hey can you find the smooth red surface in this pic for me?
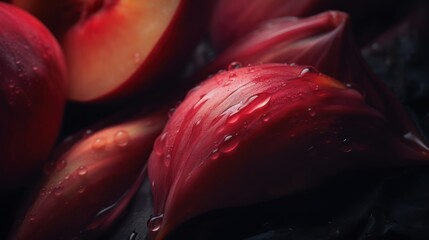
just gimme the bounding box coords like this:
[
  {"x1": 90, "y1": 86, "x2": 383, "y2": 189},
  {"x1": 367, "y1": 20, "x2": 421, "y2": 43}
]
[{"x1": 0, "y1": 3, "x2": 67, "y2": 188}]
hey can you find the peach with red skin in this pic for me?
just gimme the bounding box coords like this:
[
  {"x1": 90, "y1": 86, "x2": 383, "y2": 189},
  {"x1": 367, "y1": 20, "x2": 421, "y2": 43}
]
[
  {"x1": 13, "y1": 0, "x2": 215, "y2": 103},
  {"x1": 0, "y1": 2, "x2": 67, "y2": 189}
]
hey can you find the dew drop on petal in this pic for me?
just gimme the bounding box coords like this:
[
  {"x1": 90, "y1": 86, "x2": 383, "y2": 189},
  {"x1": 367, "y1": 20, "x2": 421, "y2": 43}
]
[
  {"x1": 221, "y1": 135, "x2": 239, "y2": 153},
  {"x1": 228, "y1": 61, "x2": 242, "y2": 70},
  {"x1": 209, "y1": 148, "x2": 220, "y2": 160},
  {"x1": 114, "y1": 130, "x2": 129, "y2": 147},
  {"x1": 261, "y1": 113, "x2": 270, "y2": 122},
  {"x1": 77, "y1": 166, "x2": 88, "y2": 176},
  {"x1": 92, "y1": 137, "x2": 106, "y2": 150},
  {"x1": 308, "y1": 107, "x2": 316, "y2": 117},
  {"x1": 147, "y1": 214, "x2": 164, "y2": 232},
  {"x1": 56, "y1": 160, "x2": 67, "y2": 171}
]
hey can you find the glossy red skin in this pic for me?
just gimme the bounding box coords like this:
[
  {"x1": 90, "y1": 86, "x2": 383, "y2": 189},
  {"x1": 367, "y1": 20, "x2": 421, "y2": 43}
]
[
  {"x1": 0, "y1": 3, "x2": 67, "y2": 188},
  {"x1": 12, "y1": 0, "x2": 216, "y2": 103},
  {"x1": 201, "y1": 11, "x2": 426, "y2": 148},
  {"x1": 11, "y1": 111, "x2": 167, "y2": 240},
  {"x1": 148, "y1": 64, "x2": 429, "y2": 239}
]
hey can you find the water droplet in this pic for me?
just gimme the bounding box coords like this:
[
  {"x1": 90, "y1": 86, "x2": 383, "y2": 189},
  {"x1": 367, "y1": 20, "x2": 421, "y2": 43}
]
[
  {"x1": 147, "y1": 214, "x2": 164, "y2": 232},
  {"x1": 8, "y1": 80, "x2": 15, "y2": 88},
  {"x1": 224, "y1": 73, "x2": 237, "y2": 86},
  {"x1": 53, "y1": 186, "x2": 64, "y2": 196},
  {"x1": 92, "y1": 137, "x2": 106, "y2": 150},
  {"x1": 228, "y1": 61, "x2": 242, "y2": 70},
  {"x1": 227, "y1": 113, "x2": 240, "y2": 124},
  {"x1": 168, "y1": 108, "x2": 175, "y2": 118},
  {"x1": 299, "y1": 68, "x2": 310, "y2": 77},
  {"x1": 56, "y1": 160, "x2": 67, "y2": 170},
  {"x1": 193, "y1": 94, "x2": 208, "y2": 110},
  {"x1": 29, "y1": 214, "x2": 36, "y2": 222},
  {"x1": 154, "y1": 132, "x2": 168, "y2": 156},
  {"x1": 209, "y1": 148, "x2": 220, "y2": 160},
  {"x1": 77, "y1": 166, "x2": 88, "y2": 176},
  {"x1": 245, "y1": 94, "x2": 271, "y2": 114},
  {"x1": 340, "y1": 138, "x2": 353, "y2": 153},
  {"x1": 114, "y1": 130, "x2": 129, "y2": 147},
  {"x1": 83, "y1": 129, "x2": 93, "y2": 138},
  {"x1": 78, "y1": 186, "x2": 85, "y2": 194},
  {"x1": 129, "y1": 231, "x2": 138, "y2": 240},
  {"x1": 40, "y1": 188, "x2": 47, "y2": 196},
  {"x1": 248, "y1": 67, "x2": 255, "y2": 73},
  {"x1": 32, "y1": 66, "x2": 39, "y2": 71},
  {"x1": 403, "y1": 132, "x2": 429, "y2": 151},
  {"x1": 164, "y1": 147, "x2": 173, "y2": 167},
  {"x1": 308, "y1": 107, "x2": 316, "y2": 117},
  {"x1": 133, "y1": 53, "x2": 141, "y2": 64},
  {"x1": 16, "y1": 60, "x2": 21, "y2": 65},
  {"x1": 261, "y1": 113, "x2": 270, "y2": 122},
  {"x1": 290, "y1": 63, "x2": 296, "y2": 66},
  {"x1": 221, "y1": 135, "x2": 239, "y2": 153}
]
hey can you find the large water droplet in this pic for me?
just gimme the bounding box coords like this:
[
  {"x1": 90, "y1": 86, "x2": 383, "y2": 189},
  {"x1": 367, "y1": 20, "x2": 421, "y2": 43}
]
[
  {"x1": 221, "y1": 135, "x2": 239, "y2": 153},
  {"x1": 227, "y1": 113, "x2": 240, "y2": 124},
  {"x1": 147, "y1": 214, "x2": 164, "y2": 232},
  {"x1": 228, "y1": 61, "x2": 242, "y2": 70},
  {"x1": 243, "y1": 94, "x2": 271, "y2": 114},
  {"x1": 92, "y1": 137, "x2": 106, "y2": 150},
  {"x1": 77, "y1": 166, "x2": 88, "y2": 176},
  {"x1": 114, "y1": 130, "x2": 129, "y2": 147}
]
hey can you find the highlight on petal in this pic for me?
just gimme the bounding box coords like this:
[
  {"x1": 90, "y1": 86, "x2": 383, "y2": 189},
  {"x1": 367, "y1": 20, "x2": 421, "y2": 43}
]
[
  {"x1": 202, "y1": 11, "x2": 427, "y2": 148},
  {"x1": 148, "y1": 63, "x2": 429, "y2": 239}
]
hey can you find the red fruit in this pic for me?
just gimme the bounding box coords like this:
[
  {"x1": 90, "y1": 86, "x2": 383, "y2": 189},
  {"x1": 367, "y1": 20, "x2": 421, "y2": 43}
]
[
  {"x1": 0, "y1": 3, "x2": 66, "y2": 188},
  {"x1": 148, "y1": 64, "x2": 429, "y2": 239},
  {"x1": 12, "y1": 0, "x2": 214, "y2": 102},
  {"x1": 201, "y1": 11, "x2": 424, "y2": 146},
  {"x1": 11, "y1": 110, "x2": 167, "y2": 240}
]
